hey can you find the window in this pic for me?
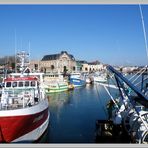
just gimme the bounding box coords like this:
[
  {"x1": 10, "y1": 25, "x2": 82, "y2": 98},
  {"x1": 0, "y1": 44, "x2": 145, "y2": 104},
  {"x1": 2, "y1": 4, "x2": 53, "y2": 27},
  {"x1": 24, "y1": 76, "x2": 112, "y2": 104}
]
[
  {"x1": 34, "y1": 64, "x2": 38, "y2": 70},
  {"x1": 6, "y1": 82, "x2": 11, "y2": 87},
  {"x1": 73, "y1": 66, "x2": 76, "y2": 71},
  {"x1": 12, "y1": 82, "x2": 17, "y2": 87},
  {"x1": 25, "y1": 81, "x2": 29, "y2": 87},
  {"x1": 51, "y1": 65, "x2": 54, "y2": 70},
  {"x1": 18, "y1": 81, "x2": 23, "y2": 87},
  {"x1": 31, "y1": 81, "x2": 36, "y2": 87}
]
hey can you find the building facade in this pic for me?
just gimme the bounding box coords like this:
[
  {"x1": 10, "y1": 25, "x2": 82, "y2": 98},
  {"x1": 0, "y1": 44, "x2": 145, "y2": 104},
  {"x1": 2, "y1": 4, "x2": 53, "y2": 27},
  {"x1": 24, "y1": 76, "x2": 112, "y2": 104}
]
[
  {"x1": 38, "y1": 51, "x2": 76, "y2": 73},
  {"x1": 30, "y1": 51, "x2": 105, "y2": 73},
  {"x1": 81, "y1": 60, "x2": 105, "y2": 73}
]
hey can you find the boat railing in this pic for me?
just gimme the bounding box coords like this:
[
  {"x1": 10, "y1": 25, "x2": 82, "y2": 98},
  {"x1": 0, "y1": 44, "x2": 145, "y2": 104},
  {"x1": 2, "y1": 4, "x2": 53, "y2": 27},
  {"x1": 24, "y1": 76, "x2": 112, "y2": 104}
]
[{"x1": 0, "y1": 88, "x2": 42, "y2": 110}]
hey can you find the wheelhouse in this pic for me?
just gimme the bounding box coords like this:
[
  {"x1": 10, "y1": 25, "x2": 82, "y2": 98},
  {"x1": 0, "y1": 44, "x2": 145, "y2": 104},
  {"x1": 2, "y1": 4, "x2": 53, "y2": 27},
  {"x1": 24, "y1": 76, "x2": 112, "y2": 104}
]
[{"x1": 4, "y1": 77, "x2": 39, "y2": 89}]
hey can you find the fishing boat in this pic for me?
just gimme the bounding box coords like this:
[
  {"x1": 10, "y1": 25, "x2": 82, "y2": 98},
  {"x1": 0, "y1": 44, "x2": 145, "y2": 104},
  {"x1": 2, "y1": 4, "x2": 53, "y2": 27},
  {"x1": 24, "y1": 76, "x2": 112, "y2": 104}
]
[
  {"x1": 44, "y1": 81, "x2": 69, "y2": 94},
  {"x1": 93, "y1": 72, "x2": 107, "y2": 83},
  {"x1": 43, "y1": 73, "x2": 69, "y2": 93},
  {"x1": 69, "y1": 72, "x2": 86, "y2": 87},
  {"x1": 0, "y1": 51, "x2": 50, "y2": 143},
  {"x1": 83, "y1": 73, "x2": 93, "y2": 84}
]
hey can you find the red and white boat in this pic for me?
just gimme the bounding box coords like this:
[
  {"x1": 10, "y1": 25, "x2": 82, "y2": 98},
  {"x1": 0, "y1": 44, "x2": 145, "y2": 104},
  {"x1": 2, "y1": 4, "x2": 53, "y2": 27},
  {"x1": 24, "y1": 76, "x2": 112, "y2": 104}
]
[{"x1": 0, "y1": 51, "x2": 50, "y2": 143}]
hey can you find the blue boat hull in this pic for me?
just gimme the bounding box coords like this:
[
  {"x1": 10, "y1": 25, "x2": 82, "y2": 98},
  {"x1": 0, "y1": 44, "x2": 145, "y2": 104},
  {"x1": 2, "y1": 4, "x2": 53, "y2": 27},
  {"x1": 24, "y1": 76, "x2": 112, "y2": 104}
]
[{"x1": 69, "y1": 78, "x2": 86, "y2": 87}]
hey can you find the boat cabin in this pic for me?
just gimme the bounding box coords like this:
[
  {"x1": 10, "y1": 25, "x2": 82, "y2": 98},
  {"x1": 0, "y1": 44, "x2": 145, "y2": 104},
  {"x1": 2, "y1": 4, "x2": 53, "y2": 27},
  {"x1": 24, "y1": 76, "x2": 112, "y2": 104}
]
[{"x1": 3, "y1": 77, "x2": 39, "y2": 89}]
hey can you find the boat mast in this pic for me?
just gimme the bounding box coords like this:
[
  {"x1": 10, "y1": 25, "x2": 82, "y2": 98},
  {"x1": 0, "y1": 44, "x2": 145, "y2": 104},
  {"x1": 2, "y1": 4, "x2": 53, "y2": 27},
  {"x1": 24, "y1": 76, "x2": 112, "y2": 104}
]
[
  {"x1": 14, "y1": 30, "x2": 17, "y2": 73},
  {"x1": 28, "y1": 41, "x2": 31, "y2": 67},
  {"x1": 16, "y1": 51, "x2": 29, "y2": 76}
]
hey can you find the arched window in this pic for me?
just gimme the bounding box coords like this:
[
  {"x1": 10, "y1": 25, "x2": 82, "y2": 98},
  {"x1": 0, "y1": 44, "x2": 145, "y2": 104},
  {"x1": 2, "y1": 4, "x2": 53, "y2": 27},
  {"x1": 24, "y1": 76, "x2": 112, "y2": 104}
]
[
  {"x1": 34, "y1": 64, "x2": 38, "y2": 70},
  {"x1": 44, "y1": 68, "x2": 46, "y2": 73},
  {"x1": 85, "y1": 67, "x2": 88, "y2": 71},
  {"x1": 63, "y1": 66, "x2": 68, "y2": 77},
  {"x1": 51, "y1": 65, "x2": 54, "y2": 71},
  {"x1": 73, "y1": 66, "x2": 76, "y2": 71}
]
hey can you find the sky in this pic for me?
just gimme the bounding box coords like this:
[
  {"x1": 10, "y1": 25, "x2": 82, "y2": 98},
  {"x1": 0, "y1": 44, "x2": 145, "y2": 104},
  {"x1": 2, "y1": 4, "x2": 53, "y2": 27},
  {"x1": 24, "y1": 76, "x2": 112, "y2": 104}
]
[{"x1": 0, "y1": 4, "x2": 148, "y2": 66}]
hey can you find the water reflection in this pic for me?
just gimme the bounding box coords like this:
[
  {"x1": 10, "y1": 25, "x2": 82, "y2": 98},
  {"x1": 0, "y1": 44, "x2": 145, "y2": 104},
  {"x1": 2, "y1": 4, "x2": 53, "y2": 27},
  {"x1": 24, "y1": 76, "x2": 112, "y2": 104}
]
[{"x1": 46, "y1": 85, "x2": 109, "y2": 143}]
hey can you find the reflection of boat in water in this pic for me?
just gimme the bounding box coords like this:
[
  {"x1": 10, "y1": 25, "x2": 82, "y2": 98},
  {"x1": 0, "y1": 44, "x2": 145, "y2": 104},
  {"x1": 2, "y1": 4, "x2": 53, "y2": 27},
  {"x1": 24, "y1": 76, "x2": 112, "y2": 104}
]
[
  {"x1": 85, "y1": 77, "x2": 93, "y2": 84},
  {"x1": 47, "y1": 92, "x2": 70, "y2": 108},
  {"x1": 0, "y1": 51, "x2": 50, "y2": 143}
]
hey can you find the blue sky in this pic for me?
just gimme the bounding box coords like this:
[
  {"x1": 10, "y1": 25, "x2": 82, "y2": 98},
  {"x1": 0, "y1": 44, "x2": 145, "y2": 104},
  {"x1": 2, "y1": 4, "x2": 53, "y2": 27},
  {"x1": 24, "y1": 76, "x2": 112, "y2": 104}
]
[{"x1": 0, "y1": 4, "x2": 148, "y2": 66}]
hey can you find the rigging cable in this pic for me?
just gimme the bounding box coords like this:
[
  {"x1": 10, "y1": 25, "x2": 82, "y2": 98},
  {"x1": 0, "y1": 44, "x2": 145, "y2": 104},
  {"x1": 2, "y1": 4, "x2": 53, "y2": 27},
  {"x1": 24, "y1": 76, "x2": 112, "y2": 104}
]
[
  {"x1": 131, "y1": 68, "x2": 146, "y2": 84},
  {"x1": 128, "y1": 66, "x2": 147, "y2": 81},
  {"x1": 139, "y1": 4, "x2": 148, "y2": 63}
]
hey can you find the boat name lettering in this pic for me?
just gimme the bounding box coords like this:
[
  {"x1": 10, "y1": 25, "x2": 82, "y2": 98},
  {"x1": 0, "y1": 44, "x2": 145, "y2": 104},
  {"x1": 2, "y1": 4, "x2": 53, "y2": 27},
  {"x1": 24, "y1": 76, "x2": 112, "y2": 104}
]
[
  {"x1": 73, "y1": 80, "x2": 80, "y2": 82},
  {"x1": 33, "y1": 114, "x2": 44, "y2": 123}
]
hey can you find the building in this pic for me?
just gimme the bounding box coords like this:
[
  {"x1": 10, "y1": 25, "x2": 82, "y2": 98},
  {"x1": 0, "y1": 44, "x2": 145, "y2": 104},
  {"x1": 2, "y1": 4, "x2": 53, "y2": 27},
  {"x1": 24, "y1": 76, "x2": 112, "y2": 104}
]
[
  {"x1": 29, "y1": 60, "x2": 40, "y2": 72},
  {"x1": 30, "y1": 51, "x2": 105, "y2": 73},
  {"x1": 81, "y1": 60, "x2": 105, "y2": 72},
  {"x1": 39, "y1": 51, "x2": 76, "y2": 73},
  {"x1": 76, "y1": 60, "x2": 87, "y2": 72},
  {"x1": 88, "y1": 60, "x2": 105, "y2": 72}
]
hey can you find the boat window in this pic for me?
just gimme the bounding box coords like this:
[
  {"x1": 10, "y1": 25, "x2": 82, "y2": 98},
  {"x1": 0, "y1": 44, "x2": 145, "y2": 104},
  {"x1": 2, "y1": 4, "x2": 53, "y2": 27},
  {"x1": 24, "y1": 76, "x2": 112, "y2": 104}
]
[
  {"x1": 31, "y1": 81, "x2": 36, "y2": 87},
  {"x1": 18, "y1": 81, "x2": 23, "y2": 87},
  {"x1": 6, "y1": 82, "x2": 11, "y2": 87},
  {"x1": 12, "y1": 82, "x2": 17, "y2": 87},
  {"x1": 25, "y1": 81, "x2": 29, "y2": 87}
]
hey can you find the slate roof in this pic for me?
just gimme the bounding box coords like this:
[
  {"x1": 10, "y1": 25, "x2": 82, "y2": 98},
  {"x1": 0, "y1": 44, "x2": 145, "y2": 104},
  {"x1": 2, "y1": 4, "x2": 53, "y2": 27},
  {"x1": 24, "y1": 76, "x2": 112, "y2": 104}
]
[
  {"x1": 41, "y1": 51, "x2": 75, "y2": 61},
  {"x1": 76, "y1": 60, "x2": 88, "y2": 64}
]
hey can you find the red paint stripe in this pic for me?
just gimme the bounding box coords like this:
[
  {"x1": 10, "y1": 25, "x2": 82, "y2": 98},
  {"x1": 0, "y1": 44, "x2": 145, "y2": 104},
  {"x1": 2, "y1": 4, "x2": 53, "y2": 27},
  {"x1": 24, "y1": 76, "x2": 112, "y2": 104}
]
[
  {"x1": 4, "y1": 76, "x2": 38, "y2": 82},
  {"x1": 0, "y1": 108, "x2": 49, "y2": 142}
]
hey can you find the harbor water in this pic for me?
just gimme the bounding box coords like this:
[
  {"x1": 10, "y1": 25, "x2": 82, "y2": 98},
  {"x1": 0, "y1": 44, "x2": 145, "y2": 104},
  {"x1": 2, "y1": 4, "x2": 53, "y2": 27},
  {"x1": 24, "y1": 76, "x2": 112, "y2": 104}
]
[
  {"x1": 38, "y1": 74, "x2": 146, "y2": 143},
  {"x1": 41, "y1": 83, "x2": 117, "y2": 143}
]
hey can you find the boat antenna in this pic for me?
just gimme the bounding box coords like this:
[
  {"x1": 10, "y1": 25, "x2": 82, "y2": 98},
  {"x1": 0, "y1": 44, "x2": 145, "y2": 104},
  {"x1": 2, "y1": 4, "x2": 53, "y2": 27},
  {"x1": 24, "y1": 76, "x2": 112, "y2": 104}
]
[
  {"x1": 139, "y1": 4, "x2": 148, "y2": 63},
  {"x1": 14, "y1": 29, "x2": 17, "y2": 73},
  {"x1": 28, "y1": 41, "x2": 30, "y2": 65}
]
